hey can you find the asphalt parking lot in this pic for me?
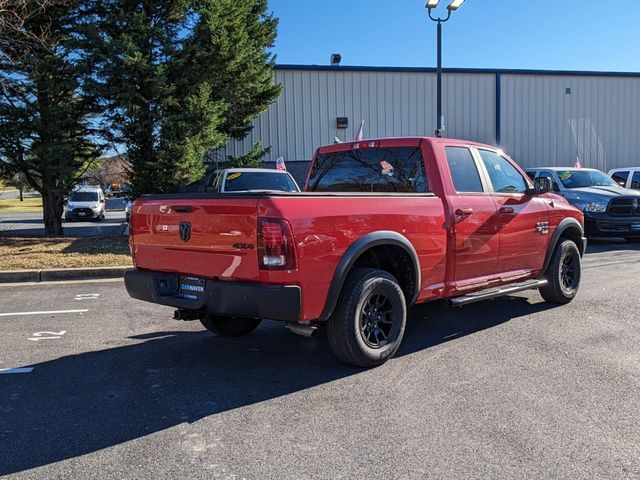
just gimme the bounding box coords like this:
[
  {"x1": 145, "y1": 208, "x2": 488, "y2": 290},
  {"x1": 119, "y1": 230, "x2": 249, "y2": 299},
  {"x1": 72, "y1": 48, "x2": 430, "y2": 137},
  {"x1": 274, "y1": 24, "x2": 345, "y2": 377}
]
[{"x1": 1, "y1": 241, "x2": 639, "y2": 479}]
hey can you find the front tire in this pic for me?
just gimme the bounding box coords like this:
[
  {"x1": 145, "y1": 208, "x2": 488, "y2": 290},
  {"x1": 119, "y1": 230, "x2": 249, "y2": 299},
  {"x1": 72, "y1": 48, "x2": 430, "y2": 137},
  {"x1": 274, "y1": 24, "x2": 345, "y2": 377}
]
[
  {"x1": 327, "y1": 268, "x2": 407, "y2": 368},
  {"x1": 199, "y1": 315, "x2": 262, "y2": 336},
  {"x1": 539, "y1": 239, "x2": 581, "y2": 304}
]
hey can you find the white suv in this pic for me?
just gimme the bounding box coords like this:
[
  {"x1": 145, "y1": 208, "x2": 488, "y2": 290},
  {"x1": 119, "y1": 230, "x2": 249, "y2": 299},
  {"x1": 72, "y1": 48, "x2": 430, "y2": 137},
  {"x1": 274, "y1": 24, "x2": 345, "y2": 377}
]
[{"x1": 608, "y1": 168, "x2": 640, "y2": 190}]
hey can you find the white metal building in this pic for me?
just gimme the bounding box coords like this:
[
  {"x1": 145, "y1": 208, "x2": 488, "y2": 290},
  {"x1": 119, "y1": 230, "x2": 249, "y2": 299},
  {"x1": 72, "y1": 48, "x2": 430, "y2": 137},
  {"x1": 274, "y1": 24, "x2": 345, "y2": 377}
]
[{"x1": 221, "y1": 65, "x2": 640, "y2": 177}]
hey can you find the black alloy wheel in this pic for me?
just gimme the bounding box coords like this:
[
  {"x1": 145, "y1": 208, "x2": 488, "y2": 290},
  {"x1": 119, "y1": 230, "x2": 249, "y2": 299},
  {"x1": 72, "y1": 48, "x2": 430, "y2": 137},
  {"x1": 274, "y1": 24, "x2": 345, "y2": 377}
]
[
  {"x1": 360, "y1": 292, "x2": 398, "y2": 349},
  {"x1": 560, "y1": 251, "x2": 578, "y2": 293}
]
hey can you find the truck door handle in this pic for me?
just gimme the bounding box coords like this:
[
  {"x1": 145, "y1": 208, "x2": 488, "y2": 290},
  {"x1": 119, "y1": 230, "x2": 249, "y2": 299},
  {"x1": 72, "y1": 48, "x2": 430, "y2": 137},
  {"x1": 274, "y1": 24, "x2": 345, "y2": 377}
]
[
  {"x1": 499, "y1": 206, "x2": 515, "y2": 214},
  {"x1": 455, "y1": 208, "x2": 473, "y2": 216}
]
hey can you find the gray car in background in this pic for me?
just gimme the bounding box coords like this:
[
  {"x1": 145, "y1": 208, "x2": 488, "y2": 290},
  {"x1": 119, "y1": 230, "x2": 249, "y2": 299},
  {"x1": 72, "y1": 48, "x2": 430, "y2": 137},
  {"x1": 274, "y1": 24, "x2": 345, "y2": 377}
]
[
  {"x1": 609, "y1": 167, "x2": 640, "y2": 190},
  {"x1": 526, "y1": 167, "x2": 640, "y2": 241}
]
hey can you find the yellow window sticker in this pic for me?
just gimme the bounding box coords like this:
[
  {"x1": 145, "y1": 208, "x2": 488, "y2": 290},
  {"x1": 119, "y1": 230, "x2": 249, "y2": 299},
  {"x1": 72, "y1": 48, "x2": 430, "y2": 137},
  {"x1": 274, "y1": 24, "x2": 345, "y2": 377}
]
[{"x1": 227, "y1": 173, "x2": 242, "y2": 181}]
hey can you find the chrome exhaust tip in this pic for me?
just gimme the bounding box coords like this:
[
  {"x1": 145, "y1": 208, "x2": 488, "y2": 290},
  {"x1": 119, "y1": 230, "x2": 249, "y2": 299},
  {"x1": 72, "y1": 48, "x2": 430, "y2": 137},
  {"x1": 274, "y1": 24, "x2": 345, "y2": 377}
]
[{"x1": 286, "y1": 323, "x2": 317, "y2": 338}]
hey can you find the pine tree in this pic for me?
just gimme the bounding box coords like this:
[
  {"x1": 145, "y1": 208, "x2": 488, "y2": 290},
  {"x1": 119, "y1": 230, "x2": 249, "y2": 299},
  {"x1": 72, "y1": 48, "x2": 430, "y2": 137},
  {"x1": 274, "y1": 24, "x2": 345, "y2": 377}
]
[
  {"x1": 90, "y1": 0, "x2": 281, "y2": 196},
  {"x1": 184, "y1": 0, "x2": 281, "y2": 140},
  {"x1": 0, "y1": 1, "x2": 105, "y2": 235}
]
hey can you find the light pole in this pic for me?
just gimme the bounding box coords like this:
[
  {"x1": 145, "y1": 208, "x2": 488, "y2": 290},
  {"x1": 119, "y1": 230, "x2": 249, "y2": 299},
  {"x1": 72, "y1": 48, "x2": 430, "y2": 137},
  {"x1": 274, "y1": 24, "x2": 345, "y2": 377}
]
[{"x1": 426, "y1": 0, "x2": 465, "y2": 137}]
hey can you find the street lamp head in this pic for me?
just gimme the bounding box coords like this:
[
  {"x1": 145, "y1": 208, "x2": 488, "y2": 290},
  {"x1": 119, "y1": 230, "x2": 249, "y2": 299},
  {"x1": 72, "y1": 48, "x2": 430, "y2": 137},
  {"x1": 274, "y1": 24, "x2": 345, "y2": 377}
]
[
  {"x1": 425, "y1": 0, "x2": 440, "y2": 9},
  {"x1": 447, "y1": 0, "x2": 465, "y2": 10}
]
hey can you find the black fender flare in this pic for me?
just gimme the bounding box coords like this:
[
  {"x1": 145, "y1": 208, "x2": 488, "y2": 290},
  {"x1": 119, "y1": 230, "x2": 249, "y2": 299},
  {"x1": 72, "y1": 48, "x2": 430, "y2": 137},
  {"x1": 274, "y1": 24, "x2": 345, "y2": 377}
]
[
  {"x1": 541, "y1": 218, "x2": 586, "y2": 274},
  {"x1": 319, "y1": 231, "x2": 421, "y2": 322}
]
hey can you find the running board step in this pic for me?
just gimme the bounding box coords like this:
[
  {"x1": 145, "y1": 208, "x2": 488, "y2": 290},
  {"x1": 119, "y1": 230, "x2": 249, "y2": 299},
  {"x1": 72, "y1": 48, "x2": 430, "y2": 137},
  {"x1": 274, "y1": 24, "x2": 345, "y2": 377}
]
[{"x1": 448, "y1": 279, "x2": 548, "y2": 307}]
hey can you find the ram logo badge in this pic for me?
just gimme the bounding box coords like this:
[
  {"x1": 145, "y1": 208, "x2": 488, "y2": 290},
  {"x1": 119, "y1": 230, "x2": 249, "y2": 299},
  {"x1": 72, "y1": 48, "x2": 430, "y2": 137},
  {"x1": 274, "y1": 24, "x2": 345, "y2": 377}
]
[{"x1": 179, "y1": 222, "x2": 191, "y2": 242}]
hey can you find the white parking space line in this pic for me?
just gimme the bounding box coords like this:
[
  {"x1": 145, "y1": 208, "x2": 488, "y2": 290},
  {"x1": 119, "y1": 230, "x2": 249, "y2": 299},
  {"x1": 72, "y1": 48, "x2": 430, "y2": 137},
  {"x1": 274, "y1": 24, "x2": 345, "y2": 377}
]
[
  {"x1": 0, "y1": 309, "x2": 89, "y2": 317},
  {"x1": 74, "y1": 294, "x2": 100, "y2": 300},
  {"x1": 28, "y1": 330, "x2": 67, "y2": 342},
  {"x1": 0, "y1": 367, "x2": 34, "y2": 374},
  {"x1": 0, "y1": 278, "x2": 123, "y2": 288}
]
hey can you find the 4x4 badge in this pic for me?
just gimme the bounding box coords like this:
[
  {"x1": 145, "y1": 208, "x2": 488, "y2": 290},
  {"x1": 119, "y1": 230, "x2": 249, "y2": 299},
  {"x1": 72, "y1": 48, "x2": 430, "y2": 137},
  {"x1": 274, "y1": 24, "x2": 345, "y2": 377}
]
[{"x1": 536, "y1": 221, "x2": 550, "y2": 234}]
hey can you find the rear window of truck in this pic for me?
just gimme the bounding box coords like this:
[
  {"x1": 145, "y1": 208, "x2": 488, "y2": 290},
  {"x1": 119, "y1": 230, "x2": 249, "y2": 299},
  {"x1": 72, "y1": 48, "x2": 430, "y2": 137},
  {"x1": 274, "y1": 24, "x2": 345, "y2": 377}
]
[{"x1": 307, "y1": 146, "x2": 428, "y2": 193}]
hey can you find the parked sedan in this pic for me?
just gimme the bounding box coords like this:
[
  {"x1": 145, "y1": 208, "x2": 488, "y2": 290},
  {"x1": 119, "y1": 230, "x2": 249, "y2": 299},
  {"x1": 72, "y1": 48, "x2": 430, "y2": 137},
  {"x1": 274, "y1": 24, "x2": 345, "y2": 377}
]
[
  {"x1": 608, "y1": 168, "x2": 640, "y2": 190},
  {"x1": 526, "y1": 167, "x2": 640, "y2": 241}
]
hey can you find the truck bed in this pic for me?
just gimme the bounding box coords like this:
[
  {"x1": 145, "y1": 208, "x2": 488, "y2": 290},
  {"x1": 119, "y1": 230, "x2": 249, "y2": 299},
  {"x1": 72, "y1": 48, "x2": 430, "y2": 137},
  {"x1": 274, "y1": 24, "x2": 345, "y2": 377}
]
[{"x1": 129, "y1": 191, "x2": 447, "y2": 321}]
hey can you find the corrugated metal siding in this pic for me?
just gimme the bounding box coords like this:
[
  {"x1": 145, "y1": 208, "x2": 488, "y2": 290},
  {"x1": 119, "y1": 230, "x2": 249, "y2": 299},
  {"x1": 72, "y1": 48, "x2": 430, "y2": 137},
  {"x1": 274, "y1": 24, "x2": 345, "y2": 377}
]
[
  {"x1": 220, "y1": 68, "x2": 640, "y2": 172},
  {"x1": 442, "y1": 73, "x2": 495, "y2": 144},
  {"x1": 221, "y1": 69, "x2": 496, "y2": 162},
  {"x1": 500, "y1": 75, "x2": 640, "y2": 170}
]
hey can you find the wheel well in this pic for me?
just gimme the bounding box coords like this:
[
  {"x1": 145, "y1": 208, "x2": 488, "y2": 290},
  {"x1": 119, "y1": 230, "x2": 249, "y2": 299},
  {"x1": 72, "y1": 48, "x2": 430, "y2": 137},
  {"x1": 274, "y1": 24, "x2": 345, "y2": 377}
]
[
  {"x1": 560, "y1": 226, "x2": 584, "y2": 255},
  {"x1": 351, "y1": 244, "x2": 417, "y2": 302}
]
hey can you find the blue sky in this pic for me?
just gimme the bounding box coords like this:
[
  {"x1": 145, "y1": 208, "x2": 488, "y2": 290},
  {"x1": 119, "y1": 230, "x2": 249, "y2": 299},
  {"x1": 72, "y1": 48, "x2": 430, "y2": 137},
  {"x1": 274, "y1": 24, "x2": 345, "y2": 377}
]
[{"x1": 268, "y1": 0, "x2": 640, "y2": 72}]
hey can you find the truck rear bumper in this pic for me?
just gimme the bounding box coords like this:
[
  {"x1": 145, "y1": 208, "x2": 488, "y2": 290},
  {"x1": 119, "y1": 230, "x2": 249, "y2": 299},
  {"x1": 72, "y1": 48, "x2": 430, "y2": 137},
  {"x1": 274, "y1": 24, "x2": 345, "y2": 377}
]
[{"x1": 124, "y1": 269, "x2": 301, "y2": 323}]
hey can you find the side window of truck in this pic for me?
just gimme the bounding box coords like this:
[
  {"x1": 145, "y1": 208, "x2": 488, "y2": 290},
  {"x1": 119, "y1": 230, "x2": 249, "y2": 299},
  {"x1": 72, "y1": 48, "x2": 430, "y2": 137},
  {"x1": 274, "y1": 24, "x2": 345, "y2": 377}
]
[
  {"x1": 611, "y1": 170, "x2": 629, "y2": 188},
  {"x1": 445, "y1": 147, "x2": 484, "y2": 193},
  {"x1": 632, "y1": 171, "x2": 640, "y2": 190},
  {"x1": 307, "y1": 147, "x2": 428, "y2": 193},
  {"x1": 478, "y1": 150, "x2": 527, "y2": 194}
]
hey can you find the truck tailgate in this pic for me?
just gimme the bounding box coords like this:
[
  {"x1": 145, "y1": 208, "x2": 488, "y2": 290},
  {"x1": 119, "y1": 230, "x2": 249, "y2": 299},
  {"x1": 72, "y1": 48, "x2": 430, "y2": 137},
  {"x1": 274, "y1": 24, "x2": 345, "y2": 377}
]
[{"x1": 130, "y1": 197, "x2": 260, "y2": 281}]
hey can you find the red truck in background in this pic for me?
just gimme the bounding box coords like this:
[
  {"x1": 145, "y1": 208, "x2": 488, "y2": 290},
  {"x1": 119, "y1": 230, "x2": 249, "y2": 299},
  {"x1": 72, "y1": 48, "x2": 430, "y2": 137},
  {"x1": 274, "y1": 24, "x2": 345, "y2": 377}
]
[{"x1": 125, "y1": 137, "x2": 586, "y2": 367}]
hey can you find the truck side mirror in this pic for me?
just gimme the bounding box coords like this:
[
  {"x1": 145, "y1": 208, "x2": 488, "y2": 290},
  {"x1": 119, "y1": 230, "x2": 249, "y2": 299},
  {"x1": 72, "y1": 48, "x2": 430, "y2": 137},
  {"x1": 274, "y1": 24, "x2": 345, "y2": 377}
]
[{"x1": 534, "y1": 176, "x2": 553, "y2": 194}]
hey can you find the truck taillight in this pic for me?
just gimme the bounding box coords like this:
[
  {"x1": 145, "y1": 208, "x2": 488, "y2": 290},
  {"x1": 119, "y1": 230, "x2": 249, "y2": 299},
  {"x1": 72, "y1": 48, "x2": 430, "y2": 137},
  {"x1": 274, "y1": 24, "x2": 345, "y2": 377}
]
[{"x1": 258, "y1": 218, "x2": 296, "y2": 270}]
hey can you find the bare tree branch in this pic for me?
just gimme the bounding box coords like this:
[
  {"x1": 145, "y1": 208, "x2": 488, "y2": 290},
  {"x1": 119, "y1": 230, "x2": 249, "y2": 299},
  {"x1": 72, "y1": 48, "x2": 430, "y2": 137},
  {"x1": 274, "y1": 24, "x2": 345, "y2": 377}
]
[{"x1": 0, "y1": 0, "x2": 57, "y2": 64}]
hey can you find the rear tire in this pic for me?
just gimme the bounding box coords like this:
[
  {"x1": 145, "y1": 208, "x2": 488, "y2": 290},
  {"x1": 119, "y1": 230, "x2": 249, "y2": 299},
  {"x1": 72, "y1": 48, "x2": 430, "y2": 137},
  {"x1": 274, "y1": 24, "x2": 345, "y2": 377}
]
[
  {"x1": 327, "y1": 268, "x2": 406, "y2": 368},
  {"x1": 199, "y1": 315, "x2": 262, "y2": 336},
  {"x1": 539, "y1": 239, "x2": 581, "y2": 304}
]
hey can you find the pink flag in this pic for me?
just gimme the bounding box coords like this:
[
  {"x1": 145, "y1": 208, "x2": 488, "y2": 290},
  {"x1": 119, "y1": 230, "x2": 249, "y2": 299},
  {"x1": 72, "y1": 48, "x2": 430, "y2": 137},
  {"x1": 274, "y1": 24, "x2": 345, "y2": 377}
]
[
  {"x1": 355, "y1": 120, "x2": 365, "y2": 141},
  {"x1": 275, "y1": 156, "x2": 286, "y2": 171},
  {"x1": 573, "y1": 157, "x2": 582, "y2": 168}
]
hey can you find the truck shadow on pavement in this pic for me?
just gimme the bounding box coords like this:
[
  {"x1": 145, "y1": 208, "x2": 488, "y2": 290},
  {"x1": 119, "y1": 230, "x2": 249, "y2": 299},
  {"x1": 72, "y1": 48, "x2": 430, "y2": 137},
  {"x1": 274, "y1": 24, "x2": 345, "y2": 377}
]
[
  {"x1": 0, "y1": 295, "x2": 555, "y2": 475},
  {"x1": 585, "y1": 238, "x2": 640, "y2": 254}
]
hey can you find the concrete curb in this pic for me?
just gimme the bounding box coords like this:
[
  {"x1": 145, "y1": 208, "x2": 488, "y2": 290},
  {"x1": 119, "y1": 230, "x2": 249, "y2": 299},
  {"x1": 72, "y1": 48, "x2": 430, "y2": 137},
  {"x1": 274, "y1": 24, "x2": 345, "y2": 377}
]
[{"x1": 0, "y1": 266, "x2": 132, "y2": 284}]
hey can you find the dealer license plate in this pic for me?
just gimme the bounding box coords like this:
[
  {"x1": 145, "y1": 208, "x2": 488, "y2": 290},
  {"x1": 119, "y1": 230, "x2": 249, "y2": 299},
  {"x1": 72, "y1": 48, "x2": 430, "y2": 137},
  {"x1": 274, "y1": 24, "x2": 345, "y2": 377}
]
[
  {"x1": 179, "y1": 276, "x2": 205, "y2": 300},
  {"x1": 78, "y1": 212, "x2": 86, "y2": 216}
]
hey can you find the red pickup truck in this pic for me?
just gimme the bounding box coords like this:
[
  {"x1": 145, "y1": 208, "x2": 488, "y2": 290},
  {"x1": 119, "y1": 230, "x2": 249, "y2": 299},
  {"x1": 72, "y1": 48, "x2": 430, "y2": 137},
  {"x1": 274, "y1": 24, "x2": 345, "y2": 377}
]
[{"x1": 125, "y1": 137, "x2": 586, "y2": 367}]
